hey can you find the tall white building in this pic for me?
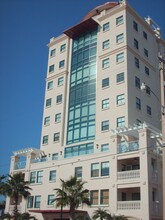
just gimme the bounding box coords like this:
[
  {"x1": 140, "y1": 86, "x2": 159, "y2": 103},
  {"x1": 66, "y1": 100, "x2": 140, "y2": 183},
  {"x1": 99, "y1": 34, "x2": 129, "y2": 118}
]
[{"x1": 5, "y1": 1, "x2": 165, "y2": 220}]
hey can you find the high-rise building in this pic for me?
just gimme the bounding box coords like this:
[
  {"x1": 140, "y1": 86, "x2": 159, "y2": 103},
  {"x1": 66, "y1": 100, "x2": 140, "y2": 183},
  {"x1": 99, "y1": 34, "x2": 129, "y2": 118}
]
[{"x1": 5, "y1": 1, "x2": 165, "y2": 220}]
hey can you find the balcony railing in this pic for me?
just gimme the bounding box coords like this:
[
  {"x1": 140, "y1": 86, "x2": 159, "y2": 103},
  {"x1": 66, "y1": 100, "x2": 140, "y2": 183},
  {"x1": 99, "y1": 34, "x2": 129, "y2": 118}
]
[
  {"x1": 14, "y1": 161, "x2": 26, "y2": 170},
  {"x1": 118, "y1": 141, "x2": 139, "y2": 154},
  {"x1": 117, "y1": 201, "x2": 141, "y2": 210},
  {"x1": 117, "y1": 170, "x2": 140, "y2": 180}
]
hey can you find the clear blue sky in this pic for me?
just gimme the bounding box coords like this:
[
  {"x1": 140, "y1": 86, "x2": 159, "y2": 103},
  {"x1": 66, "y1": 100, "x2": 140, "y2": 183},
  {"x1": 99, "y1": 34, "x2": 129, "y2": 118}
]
[{"x1": 0, "y1": 0, "x2": 165, "y2": 176}]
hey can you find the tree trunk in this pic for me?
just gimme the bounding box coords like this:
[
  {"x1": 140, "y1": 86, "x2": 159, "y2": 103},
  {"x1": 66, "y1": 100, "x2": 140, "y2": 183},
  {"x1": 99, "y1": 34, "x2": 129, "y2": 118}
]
[{"x1": 13, "y1": 196, "x2": 18, "y2": 220}]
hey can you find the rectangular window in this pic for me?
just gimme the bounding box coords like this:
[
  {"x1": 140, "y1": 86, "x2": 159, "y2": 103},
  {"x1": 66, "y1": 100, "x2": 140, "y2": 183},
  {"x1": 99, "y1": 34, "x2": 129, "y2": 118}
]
[
  {"x1": 42, "y1": 135, "x2": 48, "y2": 145},
  {"x1": 135, "y1": 76, "x2": 140, "y2": 89},
  {"x1": 50, "y1": 49, "x2": 56, "y2": 57},
  {"x1": 59, "y1": 60, "x2": 65, "y2": 68},
  {"x1": 60, "y1": 44, "x2": 66, "y2": 52},
  {"x1": 101, "y1": 162, "x2": 109, "y2": 176},
  {"x1": 133, "y1": 21, "x2": 138, "y2": 31},
  {"x1": 75, "y1": 167, "x2": 82, "y2": 178},
  {"x1": 27, "y1": 196, "x2": 34, "y2": 208},
  {"x1": 101, "y1": 120, "x2": 109, "y2": 131},
  {"x1": 146, "y1": 85, "x2": 150, "y2": 95},
  {"x1": 136, "y1": 97, "x2": 141, "y2": 110},
  {"x1": 102, "y1": 58, "x2": 110, "y2": 69},
  {"x1": 44, "y1": 116, "x2": 50, "y2": 126},
  {"x1": 132, "y1": 192, "x2": 140, "y2": 201},
  {"x1": 102, "y1": 40, "x2": 110, "y2": 49},
  {"x1": 135, "y1": 57, "x2": 140, "y2": 68},
  {"x1": 134, "y1": 38, "x2": 139, "y2": 49},
  {"x1": 143, "y1": 31, "x2": 148, "y2": 40},
  {"x1": 58, "y1": 77, "x2": 64, "y2": 86},
  {"x1": 101, "y1": 143, "x2": 109, "y2": 152},
  {"x1": 56, "y1": 94, "x2": 62, "y2": 103},
  {"x1": 30, "y1": 172, "x2": 36, "y2": 183},
  {"x1": 102, "y1": 78, "x2": 109, "y2": 88},
  {"x1": 116, "y1": 15, "x2": 123, "y2": 25},
  {"x1": 147, "y1": 105, "x2": 152, "y2": 115},
  {"x1": 54, "y1": 132, "x2": 60, "y2": 142},
  {"x1": 49, "y1": 64, "x2": 54, "y2": 73},
  {"x1": 144, "y1": 48, "x2": 148, "y2": 57},
  {"x1": 34, "y1": 196, "x2": 41, "y2": 208},
  {"x1": 116, "y1": 72, "x2": 124, "y2": 83},
  {"x1": 145, "y1": 66, "x2": 150, "y2": 75},
  {"x1": 49, "y1": 170, "x2": 56, "y2": 181},
  {"x1": 47, "y1": 81, "x2": 53, "y2": 90},
  {"x1": 91, "y1": 163, "x2": 99, "y2": 177},
  {"x1": 116, "y1": 33, "x2": 124, "y2": 44},
  {"x1": 47, "y1": 195, "x2": 55, "y2": 205},
  {"x1": 117, "y1": 94, "x2": 125, "y2": 105},
  {"x1": 55, "y1": 113, "x2": 61, "y2": 123},
  {"x1": 46, "y1": 98, "x2": 52, "y2": 107},
  {"x1": 52, "y1": 153, "x2": 58, "y2": 160},
  {"x1": 116, "y1": 52, "x2": 124, "y2": 63},
  {"x1": 91, "y1": 190, "x2": 99, "y2": 205},
  {"x1": 100, "y1": 189, "x2": 109, "y2": 205},
  {"x1": 103, "y1": 22, "x2": 110, "y2": 31},
  {"x1": 102, "y1": 99, "x2": 109, "y2": 109},
  {"x1": 36, "y1": 171, "x2": 43, "y2": 183},
  {"x1": 117, "y1": 116, "x2": 125, "y2": 127}
]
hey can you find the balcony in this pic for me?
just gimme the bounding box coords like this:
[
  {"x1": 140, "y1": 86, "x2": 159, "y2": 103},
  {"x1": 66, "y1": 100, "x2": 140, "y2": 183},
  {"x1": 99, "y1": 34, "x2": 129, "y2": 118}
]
[
  {"x1": 118, "y1": 141, "x2": 139, "y2": 154},
  {"x1": 117, "y1": 170, "x2": 140, "y2": 181},
  {"x1": 14, "y1": 161, "x2": 26, "y2": 170},
  {"x1": 117, "y1": 201, "x2": 141, "y2": 210}
]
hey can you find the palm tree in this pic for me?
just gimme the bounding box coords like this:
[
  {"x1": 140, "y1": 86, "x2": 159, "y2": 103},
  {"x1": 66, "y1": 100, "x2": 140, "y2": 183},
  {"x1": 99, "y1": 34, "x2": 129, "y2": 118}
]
[
  {"x1": 0, "y1": 175, "x2": 6, "y2": 195},
  {"x1": 92, "y1": 208, "x2": 112, "y2": 220},
  {"x1": 54, "y1": 176, "x2": 91, "y2": 220},
  {"x1": 1, "y1": 172, "x2": 31, "y2": 220}
]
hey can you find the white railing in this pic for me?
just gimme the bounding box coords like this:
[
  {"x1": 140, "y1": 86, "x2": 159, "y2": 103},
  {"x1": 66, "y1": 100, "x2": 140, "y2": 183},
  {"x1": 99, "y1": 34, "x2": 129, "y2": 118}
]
[
  {"x1": 117, "y1": 170, "x2": 140, "y2": 180},
  {"x1": 118, "y1": 141, "x2": 139, "y2": 154},
  {"x1": 9, "y1": 205, "x2": 22, "y2": 212},
  {"x1": 117, "y1": 201, "x2": 141, "y2": 210}
]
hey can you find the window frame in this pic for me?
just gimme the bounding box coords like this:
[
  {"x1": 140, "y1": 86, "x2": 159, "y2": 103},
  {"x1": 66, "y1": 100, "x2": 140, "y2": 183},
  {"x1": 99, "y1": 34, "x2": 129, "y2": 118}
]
[
  {"x1": 101, "y1": 120, "x2": 109, "y2": 131},
  {"x1": 103, "y1": 22, "x2": 110, "y2": 32}
]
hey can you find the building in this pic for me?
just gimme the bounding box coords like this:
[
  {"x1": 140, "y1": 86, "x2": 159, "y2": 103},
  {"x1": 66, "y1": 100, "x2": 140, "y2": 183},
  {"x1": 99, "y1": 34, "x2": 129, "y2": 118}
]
[{"x1": 5, "y1": 1, "x2": 165, "y2": 220}]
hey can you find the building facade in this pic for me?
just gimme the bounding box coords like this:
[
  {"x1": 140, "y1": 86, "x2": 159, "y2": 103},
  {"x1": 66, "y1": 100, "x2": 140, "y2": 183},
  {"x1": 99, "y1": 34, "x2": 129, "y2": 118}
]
[{"x1": 5, "y1": 1, "x2": 165, "y2": 220}]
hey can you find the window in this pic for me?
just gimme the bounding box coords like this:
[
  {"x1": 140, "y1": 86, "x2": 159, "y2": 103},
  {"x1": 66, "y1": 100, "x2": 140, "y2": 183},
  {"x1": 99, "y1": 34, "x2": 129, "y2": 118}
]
[
  {"x1": 91, "y1": 163, "x2": 99, "y2": 177},
  {"x1": 136, "y1": 97, "x2": 141, "y2": 110},
  {"x1": 146, "y1": 85, "x2": 150, "y2": 95},
  {"x1": 144, "y1": 48, "x2": 148, "y2": 57},
  {"x1": 42, "y1": 135, "x2": 48, "y2": 145},
  {"x1": 102, "y1": 40, "x2": 110, "y2": 49},
  {"x1": 100, "y1": 190, "x2": 109, "y2": 204},
  {"x1": 145, "y1": 66, "x2": 150, "y2": 75},
  {"x1": 116, "y1": 52, "x2": 124, "y2": 63},
  {"x1": 135, "y1": 76, "x2": 140, "y2": 89},
  {"x1": 47, "y1": 195, "x2": 55, "y2": 205},
  {"x1": 101, "y1": 144, "x2": 109, "y2": 152},
  {"x1": 91, "y1": 190, "x2": 99, "y2": 205},
  {"x1": 59, "y1": 60, "x2": 65, "y2": 68},
  {"x1": 44, "y1": 116, "x2": 50, "y2": 126},
  {"x1": 49, "y1": 170, "x2": 56, "y2": 181},
  {"x1": 34, "y1": 196, "x2": 41, "y2": 208},
  {"x1": 102, "y1": 58, "x2": 110, "y2": 69},
  {"x1": 58, "y1": 77, "x2": 64, "y2": 86},
  {"x1": 102, "y1": 78, "x2": 109, "y2": 88},
  {"x1": 30, "y1": 172, "x2": 36, "y2": 183},
  {"x1": 132, "y1": 192, "x2": 140, "y2": 201},
  {"x1": 49, "y1": 64, "x2": 54, "y2": 73},
  {"x1": 135, "y1": 57, "x2": 139, "y2": 68},
  {"x1": 50, "y1": 49, "x2": 56, "y2": 57},
  {"x1": 147, "y1": 105, "x2": 152, "y2": 115},
  {"x1": 117, "y1": 116, "x2": 125, "y2": 127},
  {"x1": 117, "y1": 72, "x2": 124, "y2": 83},
  {"x1": 52, "y1": 153, "x2": 58, "y2": 160},
  {"x1": 117, "y1": 94, "x2": 125, "y2": 105},
  {"x1": 116, "y1": 33, "x2": 124, "y2": 44},
  {"x1": 56, "y1": 94, "x2": 62, "y2": 103},
  {"x1": 133, "y1": 21, "x2": 138, "y2": 31},
  {"x1": 134, "y1": 38, "x2": 139, "y2": 49},
  {"x1": 60, "y1": 44, "x2": 66, "y2": 52},
  {"x1": 102, "y1": 99, "x2": 109, "y2": 109},
  {"x1": 101, "y1": 120, "x2": 109, "y2": 131},
  {"x1": 143, "y1": 31, "x2": 148, "y2": 40},
  {"x1": 54, "y1": 132, "x2": 60, "y2": 142},
  {"x1": 47, "y1": 81, "x2": 53, "y2": 90},
  {"x1": 27, "y1": 196, "x2": 34, "y2": 208},
  {"x1": 30, "y1": 171, "x2": 43, "y2": 184},
  {"x1": 103, "y1": 22, "x2": 110, "y2": 31},
  {"x1": 36, "y1": 171, "x2": 43, "y2": 183},
  {"x1": 55, "y1": 113, "x2": 61, "y2": 123},
  {"x1": 116, "y1": 15, "x2": 123, "y2": 25},
  {"x1": 101, "y1": 162, "x2": 109, "y2": 176},
  {"x1": 75, "y1": 167, "x2": 82, "y2": 178},
  {"x1": 46, "y1": 98, "x2": 52, "y2": 107}
]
